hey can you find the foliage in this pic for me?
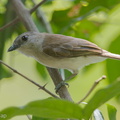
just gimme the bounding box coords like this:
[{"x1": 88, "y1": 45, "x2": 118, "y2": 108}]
[
  {"x1": 0, "y1": 80, "x2": 120, "y2": 120},
  {"x1": 0, "y1": 0, "x2": 120, "y2": 120},
  {"x1": 107, "y1": 104, "x2": 117, "y2": 120}
]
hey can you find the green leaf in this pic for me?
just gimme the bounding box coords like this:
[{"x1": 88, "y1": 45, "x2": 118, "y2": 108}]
[
  {"x1": 93, "y1": 109, "x2": 104, "y2": 120},
  {"x1": 64, "y1": 69, "x2": 72, "y2": 80},
  {"x1": 0, "y1": 98, "x2": 83, "y2": 120},
  {"x1": 51, "y1": 9, "x2": 72, "y2": 33},
  {"x1": 32, "y1": 116, "x2": 41, "y2": 120},
  {"x1": 72, "y1": 20, "x2": 99, "y2": 40},
  {"x1": 83, "y1": 80, "x2": 120, "y2": 119},
  {"x1": 59, "y1": 69, "x2": 72, "y2": 80},
  {"x1": 0, "y1": 2, "x2": 16, "y2": 80},
  {"x1": 79, "y1": 0, "x2": 120, "y2": 16},
  {"x1": 0, "y1": 66, "x2": 12, "y2": 80},
  {"x1": 107, "y1": 104, "x2": 117, "y2": 120},
  {"x1": 35, "y1": 62, "x2": 48, "y2": 80},
  {"x1": 32, "y1": 116, "x2": 55, "y2": 120},
  {"x1": 44, "y1": 0, "x2": 52, "y2": 5},
  {"x1": 107, "y1": 36, "x2": 120, "y2": 83}
]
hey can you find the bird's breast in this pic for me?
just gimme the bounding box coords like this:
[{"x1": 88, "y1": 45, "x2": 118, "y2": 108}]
[{"x1": 33, "y1": 51, "x2": 105, "y2": 72}]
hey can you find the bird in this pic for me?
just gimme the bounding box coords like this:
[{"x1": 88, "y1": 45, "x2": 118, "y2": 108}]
[{"x1": 8, "y1": 31, "x2": 120, "y2": 87}]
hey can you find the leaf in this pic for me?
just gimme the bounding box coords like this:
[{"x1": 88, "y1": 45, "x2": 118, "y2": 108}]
[
  {"x1": 0, "y1": 98, "x2": 83, "y2": 120},
  {"x1": 93, "y1": 109, "x2": 104, "y2": 120},
  {"x1": 106, "y1": 36, "x2": 120, "y2": 83},
  {"x1": 35, "y1": 62, "x2": 48, "y2": 80},
  {"x1": 83, "y1": 80, "x2": 120, "y2": 119},
  {"x1": 73, "y1": 20, "x2": 99, "y2": 40},
  {"x1": 59, "y1": 69, "x2": 72, "y2": 80},
  {"x1": 44, "y1": 0, "x2": 52, "y2": 5},
  {"x1": 79, "y1": 0, "x2": 120, "y2": 16},
  {"x1": 107, "y1": 104, "x2": 117, "y2": 120},
  {"x1": 0, "y1": 2, "x2": 16, "y2": 80},
  {"x1": 0, "y1": 66, "x2": 12, "y2": 80},
  {"x1": 32, "y1": 116, "x2": 40, "y2": 120},
  {"x1": 32, "y1": 116, "x2": 55, "y2": 120},
  {"x1": 51, "y1": 9, "x2": 72, "y2": 32}
]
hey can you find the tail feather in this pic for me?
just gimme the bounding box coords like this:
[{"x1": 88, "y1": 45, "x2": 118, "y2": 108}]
[{"x1": 101, "y1": 50, "x2": 120, "y2": 60}]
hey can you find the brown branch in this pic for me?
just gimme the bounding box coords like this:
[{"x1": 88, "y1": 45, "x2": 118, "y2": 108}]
[
  {"x1": 77, "y1": 75, "x2": 106, "y2": 104},
  {"x1": 0, "y1": 0, "x2": 46, "y2": 32},
  {"x1": 0, "y1": 60, "x2": 58, "y2": 98}
]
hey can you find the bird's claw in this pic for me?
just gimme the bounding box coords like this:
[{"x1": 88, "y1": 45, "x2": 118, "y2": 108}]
[{"x1": 55, "y1": 81, "x2": 69, "y2": 93}]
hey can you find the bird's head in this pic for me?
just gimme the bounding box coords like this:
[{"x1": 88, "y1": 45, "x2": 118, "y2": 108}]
[{"x1": 8, "y1": 31, "x2": 44, "y2": 56}]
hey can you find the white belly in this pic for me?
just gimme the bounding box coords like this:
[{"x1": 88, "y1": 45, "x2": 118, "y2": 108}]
[{"x1": 34, "y1": 52, "x2": 106, "y2": 72}]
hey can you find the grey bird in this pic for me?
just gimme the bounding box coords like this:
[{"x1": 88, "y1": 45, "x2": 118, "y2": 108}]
[{"x1": 8, "y1": 31, "x2": 120, "y2": 81}]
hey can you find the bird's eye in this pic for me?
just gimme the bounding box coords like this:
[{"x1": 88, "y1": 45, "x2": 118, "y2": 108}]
[{"x1": 22, "y1": 35, "x2": 28, "y2": 41}]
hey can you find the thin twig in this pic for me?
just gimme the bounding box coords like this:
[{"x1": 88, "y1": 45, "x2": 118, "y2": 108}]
[
  {"x1": 77, "y1": 75, "x2": 106, "y2": 104},
  {"x1": 30, "y1": 0, "x2": 47, "y2": 13},
  {"x1": 0, "y1": 60, "x2": 58, "y2": 98},
  {"x1": 0, "y1": 17, "x2": 19, "y2": 32},
  {"x1": 0, "y1": 0, "x2": 46, "y2": 32}
]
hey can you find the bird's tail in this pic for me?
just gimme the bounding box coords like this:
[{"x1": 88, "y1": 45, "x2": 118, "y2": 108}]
[{"x1": 101, "y1": 50, "x2": 120, "y2": 60}]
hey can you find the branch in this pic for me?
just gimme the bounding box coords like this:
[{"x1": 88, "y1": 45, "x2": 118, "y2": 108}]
[
  {"x1": 77, "y1": 75, "x2": 106, "y2": 104},
  {"x1": 0, "y1": 0, "x2": 46, "y2": 32},
  {"x1": 47, "y1": 68, "x2": 73, "y2": 101},
  {"x1": 0, "y1": 17, "x2": 19, "y2": 32},
  {"x1": 0, "y1": 60, "x2": 58, "y2": 98},
  {"x1": 30, "y1": 0, "x2": 47, "y2": 13}
]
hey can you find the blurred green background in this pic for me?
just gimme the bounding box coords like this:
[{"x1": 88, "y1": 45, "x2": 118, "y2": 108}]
[{"x1": 0, "y1": 0, "x2": 120, "y2": 119}]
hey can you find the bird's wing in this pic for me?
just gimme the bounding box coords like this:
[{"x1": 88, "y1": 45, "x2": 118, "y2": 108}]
[{"x1": 42, "y1": 34, "x2": 102, "y2": 58}]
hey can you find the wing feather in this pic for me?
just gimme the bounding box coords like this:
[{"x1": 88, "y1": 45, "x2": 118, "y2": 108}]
[{"x1": 42, "y1": 33, "x2": 102, "y2": 58}]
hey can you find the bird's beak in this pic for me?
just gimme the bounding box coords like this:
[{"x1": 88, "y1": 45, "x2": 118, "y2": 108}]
[{"x1": 8, "y1": 44, "x2": 19, "y2": 52}]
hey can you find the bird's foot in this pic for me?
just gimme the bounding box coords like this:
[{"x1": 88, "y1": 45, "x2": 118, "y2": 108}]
[
  {"x1": 55, "y1": 81, "x2": 69, "y2": 93},
  {"x1": 55, "y1": 71, "x2": 78, "y2": 93}
]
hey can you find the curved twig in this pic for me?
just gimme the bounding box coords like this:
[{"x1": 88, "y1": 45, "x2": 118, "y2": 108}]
[{"x1": 78, "y1": 75, "x2": 106, "y2": 104}]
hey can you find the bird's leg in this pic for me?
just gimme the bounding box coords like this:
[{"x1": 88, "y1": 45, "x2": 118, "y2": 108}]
[{"x1": 55, "y1": 70, "x2": 78, "y2": 93}]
